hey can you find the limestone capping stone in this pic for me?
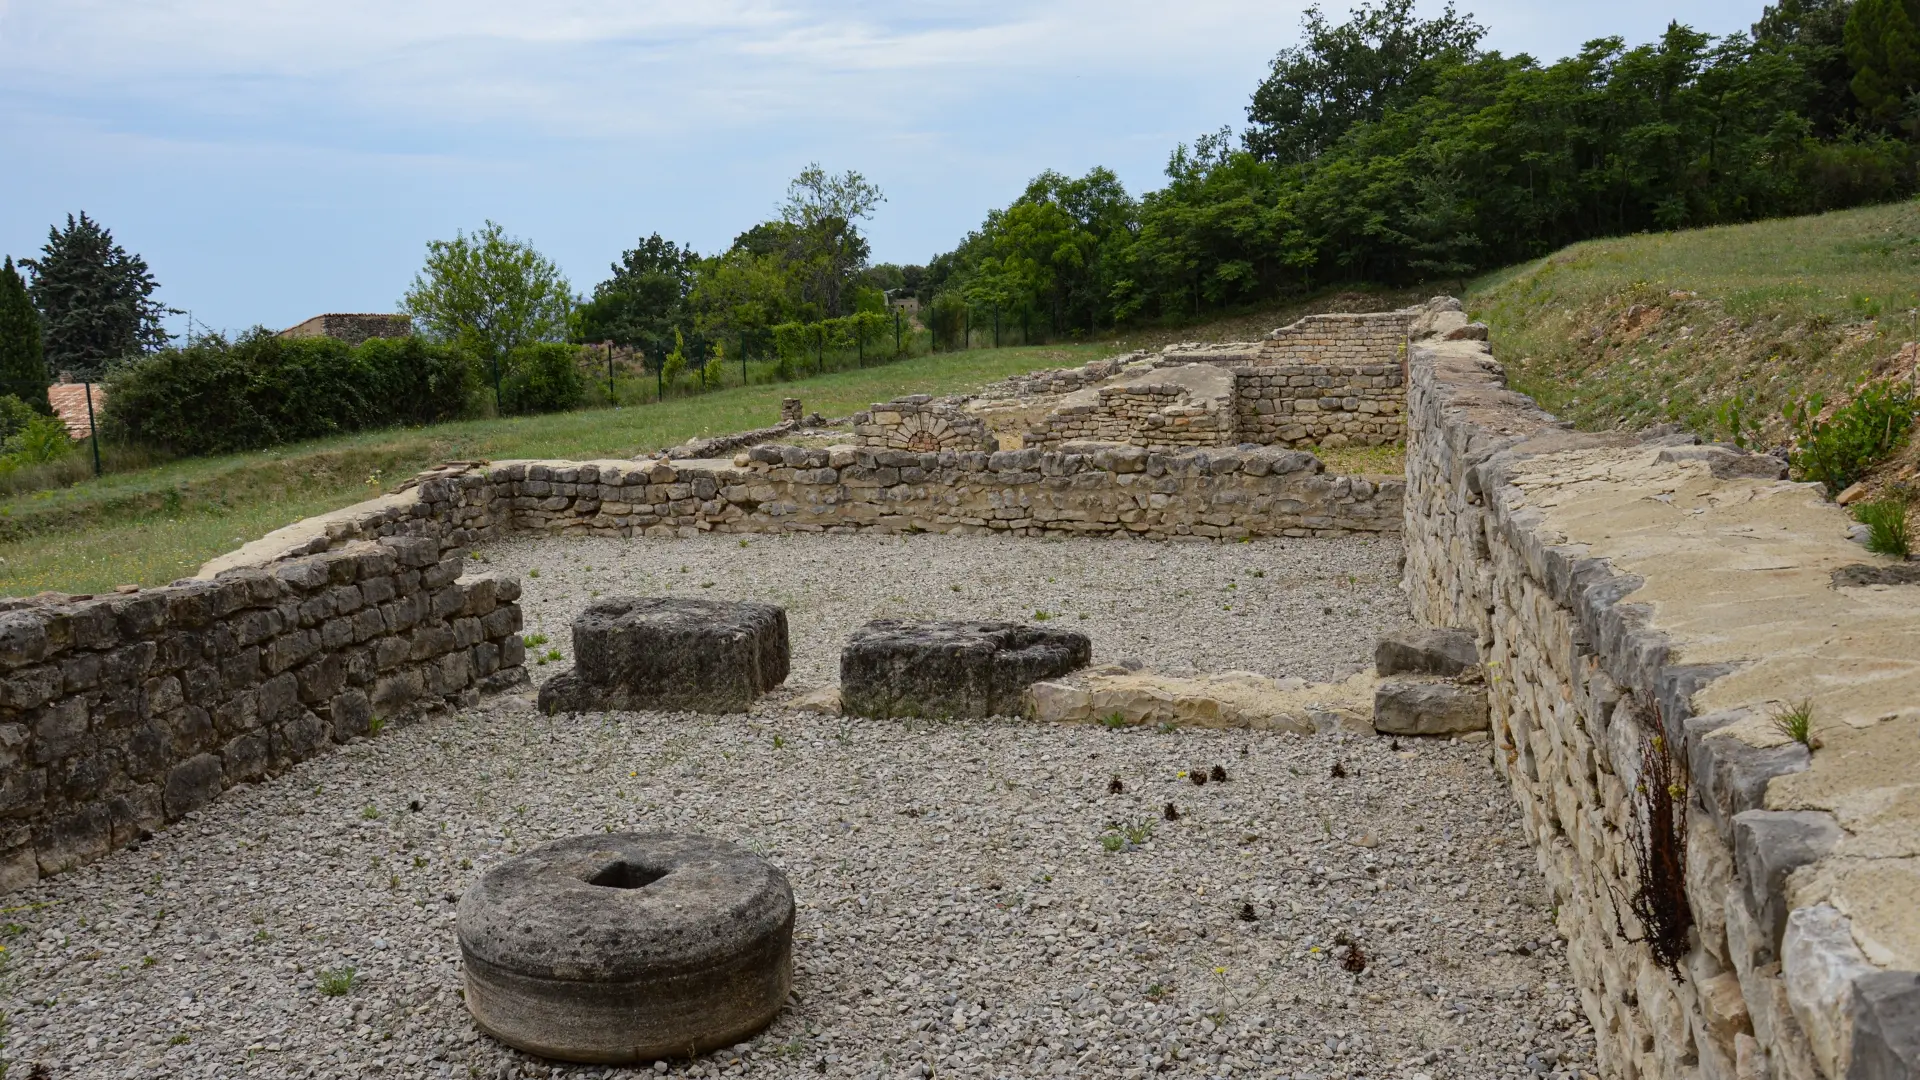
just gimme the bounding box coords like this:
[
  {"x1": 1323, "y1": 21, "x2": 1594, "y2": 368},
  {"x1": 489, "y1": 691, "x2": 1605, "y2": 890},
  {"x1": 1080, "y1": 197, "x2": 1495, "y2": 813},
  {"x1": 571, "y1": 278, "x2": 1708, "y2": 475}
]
[
  {"x1": 457, "y1": 832, "x2": 793, "y2": 1063},
  {"x1": 0, "y1": 535, "x2": 529, "y2": 892},
  {"x1": 1402, "y1": 305, "x2": 1920, "y2": 1080}
]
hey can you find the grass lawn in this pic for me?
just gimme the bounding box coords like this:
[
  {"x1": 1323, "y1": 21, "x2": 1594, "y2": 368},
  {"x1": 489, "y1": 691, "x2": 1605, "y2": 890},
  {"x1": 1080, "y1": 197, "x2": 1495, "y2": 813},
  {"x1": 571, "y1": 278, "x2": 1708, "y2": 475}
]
[
  {"x1": 1469, "y1": 198, "x2": 1920, "y2": 440},
  {"x1": 1, "y1": 343, "x2": 1115, "y2": 596}
]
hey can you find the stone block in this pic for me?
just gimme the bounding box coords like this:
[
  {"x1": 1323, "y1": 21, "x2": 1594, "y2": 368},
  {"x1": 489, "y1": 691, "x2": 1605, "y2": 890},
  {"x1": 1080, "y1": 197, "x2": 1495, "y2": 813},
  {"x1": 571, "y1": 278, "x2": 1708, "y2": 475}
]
[
  {"x1": 1372, "y1": 678, "x2": 1488, "y2": 735},
  {"x1": 840, "y1": 620, "x2": 1090, "y2": 720},
  {"x1": 1375, "y1": 627, "x2": 1478, "y2": 676},
  {"x1": 537, "y1": 597, "x2": 789, "y2": 715},
  {"x1": 1732, "y1": 810, "x2": 1843, "y2": 951},
  {"x1": 1848, "y1": 970, "x2": 1920, "y2": 1079},
  {"x1": 162, "y1": 752, "x2": 225, "y2": 819},
  {"x1": 1783, "y1": 905, "x2": 1878, "y2": 1080}
]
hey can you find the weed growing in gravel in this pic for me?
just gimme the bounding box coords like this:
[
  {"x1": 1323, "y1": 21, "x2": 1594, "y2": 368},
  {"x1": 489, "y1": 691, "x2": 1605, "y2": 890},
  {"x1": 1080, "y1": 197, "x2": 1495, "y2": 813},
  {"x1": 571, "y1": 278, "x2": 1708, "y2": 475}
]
[
  {"x1": 772, "y1": 734, "x2": 786, "y2": 749},
  {"x1": 1209, "y1": 764, "x2": 1228, "y2": 782},
  {"x1": 1100, "y1": 833, "x2": 1125, "y2": 853},
  {"x1": 1108, "y1": 777, "x2": 1124, "y2": 794},
  {"x1": 1032, "y1": 610, "x2": 1050, "y2": 621},
  {"x1": 1163, "y1": 803, "x2": 1180, "y2": 821},
  {"x1": 527, "y1": 568, "x2": 540, "y2": 578},
  {"x1": 1155, "y1": 721, "x2": 1177, "y2": 734},
  {"x1": 1099, "y1": 712, "x2": 1128, "y2": 730},
  {"x1": 1770, "y1": 700, "x2": 1816, "y2": 747},
  {"x1": 316, "y1": 967, "x2": 356, "y2": 997},
  {"x1": 522, "y1": 633, "x2": 549, "y2": 647},
  {"x1": 359, "y1": 805, "x2": 379, "y2": 821},
  {"x1": 1855, "y1": 498, "x2": 1912, "y2": 557},
  {"x1": 169, "y1": 1033, "x2": 190, "y2": 1046},
  {"x1": 367, "y1": 716, "x2": 385, "y2": 737},
  {"x1": 252, "y1": 930, "x2": 271, "y2": 944}
]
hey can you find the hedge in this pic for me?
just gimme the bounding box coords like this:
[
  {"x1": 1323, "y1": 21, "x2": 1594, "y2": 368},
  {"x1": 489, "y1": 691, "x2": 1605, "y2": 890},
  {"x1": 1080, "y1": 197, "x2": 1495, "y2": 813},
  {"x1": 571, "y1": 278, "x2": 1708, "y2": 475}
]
[{"x1": 102, "y1": 330, "x2": 475, "y2": 455}]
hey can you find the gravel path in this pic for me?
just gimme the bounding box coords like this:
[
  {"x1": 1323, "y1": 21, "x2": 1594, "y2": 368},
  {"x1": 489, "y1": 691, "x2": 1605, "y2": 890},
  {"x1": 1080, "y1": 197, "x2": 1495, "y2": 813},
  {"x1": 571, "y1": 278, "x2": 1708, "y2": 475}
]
[
  {"x1": 480, "y1": 533, "x2": 1411, "y2": 687},
  {"x1": 0, "y1": 533, "x2": 1599, "y2": 1080},
  {"x1": 0, "y1": 704, "x2": 1594, "y2": 1080}
]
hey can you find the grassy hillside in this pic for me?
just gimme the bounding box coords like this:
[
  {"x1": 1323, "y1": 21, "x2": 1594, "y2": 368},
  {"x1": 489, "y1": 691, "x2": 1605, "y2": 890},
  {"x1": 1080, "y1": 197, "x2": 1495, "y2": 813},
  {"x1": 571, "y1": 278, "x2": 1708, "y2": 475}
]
[
  {"x1": 4, "y1": 287, "x2": 1416, "y2": 596},
  {"x1": 1469, "y1": 200, "x2": 1920, "y2": 465}
]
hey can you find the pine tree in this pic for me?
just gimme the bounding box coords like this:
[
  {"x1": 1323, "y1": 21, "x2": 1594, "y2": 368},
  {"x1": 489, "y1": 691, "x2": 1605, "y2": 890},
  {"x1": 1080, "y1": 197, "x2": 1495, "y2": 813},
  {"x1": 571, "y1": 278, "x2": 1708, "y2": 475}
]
[
  {"x1": 1845, "y1": 0, "x2": 1920, "y2": 125},
  {"x1": 22, "y1": 212, "x2": 172, "y2": 381},
  {"x1": 0, "y1": 257, "x2": 48, "y2": 412}
]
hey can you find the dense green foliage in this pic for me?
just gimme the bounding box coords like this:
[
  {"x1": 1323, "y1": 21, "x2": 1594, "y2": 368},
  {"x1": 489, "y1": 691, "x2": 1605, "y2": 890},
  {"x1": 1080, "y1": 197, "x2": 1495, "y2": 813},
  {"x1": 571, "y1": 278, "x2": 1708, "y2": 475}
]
[
  {"x1": 498, "y1": 342, "x2": 585, "y2": 415},
  {"x1": 574, "y1": 234, "x2": 697, "y2": 372},
  {"x1": 920, "y1": 0, "x2": 1920, "y2": 331},
  {"x1": 402, "y1": 220, "x2": 572, "y2": 404},
  {"x1": 102, "y1": 331, "x2": 474, "y2": 455},
  {"x1": 0, "y1": 258, "x2": 48, "y2": 411},
  {"x1": 1784, "y1": 382, "x2": 1915, "y2": 494},
  {"x1": 21, "y1": 213, "x2": 171, "y2": 381}
]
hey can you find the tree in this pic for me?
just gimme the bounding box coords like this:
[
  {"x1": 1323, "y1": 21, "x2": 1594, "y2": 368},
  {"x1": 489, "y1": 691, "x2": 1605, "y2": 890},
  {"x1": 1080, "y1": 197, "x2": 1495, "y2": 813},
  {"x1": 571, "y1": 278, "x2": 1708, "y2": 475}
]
[
  {"x1": 1244, "y1": 0, "x2": 1486, "y2": 163},
  {"x1": 779, "y1": 164, "x2": 885, "y2": 318},
  {"x1": 403, "y1": 221, "x2": 572, "y2": 408},
  {"x1": 575, "y1": 233, "x2": 697, "y2": 380},
  {"x1": 22, "y1": 212, "x2": 172, "y2": 381},
  {"x1": 0, "y1": 258, "x2": 48, "y2": 412},
  {"x1": 1845, "y1": 0, "x2": 1920, "y2": 125},
  {"x1": 1755, "y1": 0, "x2": 1858, "y2": 135}
]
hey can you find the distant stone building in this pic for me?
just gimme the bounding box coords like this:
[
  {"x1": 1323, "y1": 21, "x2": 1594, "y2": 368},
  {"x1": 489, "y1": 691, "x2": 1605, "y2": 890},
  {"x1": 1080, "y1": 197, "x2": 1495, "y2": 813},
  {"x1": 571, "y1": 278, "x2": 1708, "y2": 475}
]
[
  {"x1": 278, "y1": 313, "x2": 413, "y2": 346},
  {"x1": 886, "y1": 293, "x2": 920, "y2": 318}
]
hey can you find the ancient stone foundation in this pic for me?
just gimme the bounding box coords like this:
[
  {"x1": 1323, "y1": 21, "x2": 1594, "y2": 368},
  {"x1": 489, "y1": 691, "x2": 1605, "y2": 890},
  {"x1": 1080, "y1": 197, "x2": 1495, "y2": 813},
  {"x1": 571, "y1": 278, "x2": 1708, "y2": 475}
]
[
  {"x1": 1404, "y1": 334, "x2": 1919, "y2": 1079},
  {"x1": 0, "y1": 535, "x2": 527, "y2": 890}
]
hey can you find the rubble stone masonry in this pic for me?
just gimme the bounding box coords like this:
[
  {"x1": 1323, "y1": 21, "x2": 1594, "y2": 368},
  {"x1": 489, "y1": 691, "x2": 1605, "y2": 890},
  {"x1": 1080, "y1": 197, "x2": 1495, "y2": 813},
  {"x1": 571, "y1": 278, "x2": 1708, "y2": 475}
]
[
  {"x1": 1403, "y1": 333, "x2": 1920, "y2": 1080},
  {"x1": 0, "y1": 536, "x2": 527, "y2": 891}
]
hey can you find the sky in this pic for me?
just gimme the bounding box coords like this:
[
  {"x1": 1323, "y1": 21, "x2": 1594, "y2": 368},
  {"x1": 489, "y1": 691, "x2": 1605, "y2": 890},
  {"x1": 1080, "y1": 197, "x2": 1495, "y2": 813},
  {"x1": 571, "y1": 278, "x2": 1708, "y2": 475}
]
[{"x1": 0, "y1": 1, "x2": 1768, "y2": 337}]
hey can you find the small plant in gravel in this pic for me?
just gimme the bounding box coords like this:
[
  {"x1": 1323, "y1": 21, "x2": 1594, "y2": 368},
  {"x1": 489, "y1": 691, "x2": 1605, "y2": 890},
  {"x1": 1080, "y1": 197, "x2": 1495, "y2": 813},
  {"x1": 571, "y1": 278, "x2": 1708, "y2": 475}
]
[
  {"x1": 1125, "y1": 820, "x2": 1154, "y2": 845},
  {"x1": 168, "y1": 1033, "x2": 190, "y2": 1046},
  {"x1": 316, "y1": 966, "x2": 356, "y2": 997},
  {"x1": 1032, "y1": 610, "x2": 1050, "y2": 621},
  {"x1": 367, "y1": 715, "x2": 385, "y2": 737},
  {"x1": 1099, "y1": 712, "x2": 1128, "y2": 730},
  {"x1": 1770, "y1": 699, "x2": 1815, "y2": 747},
  {"x1": 522, "y1": 633, "x2": 549, "y2": 647},
  {"x1": 1330, "y1": 761, "x2": 1348, "y2": 779},
  {"x1": 1163, "y1": 802, "x2": 1179, "y2": 821},
  {"x1": 1108, "y1": 777, "x2": 1124, "y2": 794},
  {"x1": 527, "y1": 568, "x2": 540, "y2": 578},
  {"x1": 359, "y1": 805, "x2": 379, "y2": 820},
  {"x1": 1855, "y1": 498, "x2": 1912, "y2": 557},
  {"x1": 1188, "y1": 770, "x2": 1208, "y2": 787},
  {"x1": 1209, "y1": 764, "x2": 1228, "y2": 782},
  {"x1": 1155, "y1": 721, "x2": 1177, "y2": 734},
  {"x1": 1100, "y1": 833, "x2": 1125, "y2": 853}
]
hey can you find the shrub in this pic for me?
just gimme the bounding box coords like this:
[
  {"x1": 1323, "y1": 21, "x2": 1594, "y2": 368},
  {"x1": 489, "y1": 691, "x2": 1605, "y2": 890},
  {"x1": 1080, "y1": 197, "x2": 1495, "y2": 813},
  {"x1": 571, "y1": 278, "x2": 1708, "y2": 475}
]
[
  {"x1": 3, "y1": 413, "x2": 75, "y2": 466},
  {"x1": 102, "y1": 329, "x2": 474, "y2": 455},
  {"x1": 498, "y1": 342, "x2": 584, "y2": 415},
  {"x1": 0, "y1": 395, "x2": 39, "y2": 441},
  {"x1": 1855, "y1": 498, "x2": 1912, "y2": 558},
  {"x1": 1785, "y1": 383, "x2": 1915, "y2": 497}
]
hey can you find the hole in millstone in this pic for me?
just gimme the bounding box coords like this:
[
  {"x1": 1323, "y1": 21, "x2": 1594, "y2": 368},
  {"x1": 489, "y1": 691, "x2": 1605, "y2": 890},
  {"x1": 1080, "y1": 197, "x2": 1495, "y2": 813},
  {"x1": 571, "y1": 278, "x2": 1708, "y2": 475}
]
[{"x1": 584, "y1": 861, "x2": 670, "y2": 890}]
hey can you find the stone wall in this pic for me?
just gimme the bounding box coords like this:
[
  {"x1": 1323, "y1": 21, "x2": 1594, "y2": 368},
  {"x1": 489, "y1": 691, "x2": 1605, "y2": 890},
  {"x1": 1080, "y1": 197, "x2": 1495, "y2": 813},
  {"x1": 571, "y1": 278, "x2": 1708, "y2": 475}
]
[
  {"x1": 277, "y1": 313, "x2": 414, "y2": 346},
  {"x1": 1262, "y1": 310, "x2": 1411, "y2": 364},
  {"x1": 851, "y1": 395, "x2": 995, "y2": 452},
  {"x1": 1403, "y1": 334, "x2": 1920, "y2": 1079},
  {"x1": 0, "y1": 535, "x2": 527, "y2": 892},
  {"x1": 1235, "y1": 363, "x2": 1404, "y2": 447}
]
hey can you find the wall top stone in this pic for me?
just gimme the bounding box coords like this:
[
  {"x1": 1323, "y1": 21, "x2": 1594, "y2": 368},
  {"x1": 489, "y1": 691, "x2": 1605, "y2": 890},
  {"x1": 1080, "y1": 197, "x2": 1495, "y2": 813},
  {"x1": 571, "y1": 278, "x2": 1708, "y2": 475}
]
[{"x1": 1412, "y1": 335, "x2": 1920, "y2": 975}]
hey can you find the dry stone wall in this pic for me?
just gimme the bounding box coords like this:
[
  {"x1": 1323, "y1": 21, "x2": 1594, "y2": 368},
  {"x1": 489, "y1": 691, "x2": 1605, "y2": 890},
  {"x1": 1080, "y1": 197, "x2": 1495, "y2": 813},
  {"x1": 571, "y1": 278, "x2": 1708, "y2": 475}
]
[
  {"x1": 1404, "y1": 334, "x2": 1920, "y2": 1080},
  {"x1": 1235, "y1": 363, "x2": 1404, "y2": 447},
  {"x1": 0, "y1": 536, "x2": 527, "y2": 892},
  {"x1": 1024, "y1": 382, "x2": 1238, "y2": 450},
  {"x1": 850, "y1": 395, "x2": 994, "y2": 452}
]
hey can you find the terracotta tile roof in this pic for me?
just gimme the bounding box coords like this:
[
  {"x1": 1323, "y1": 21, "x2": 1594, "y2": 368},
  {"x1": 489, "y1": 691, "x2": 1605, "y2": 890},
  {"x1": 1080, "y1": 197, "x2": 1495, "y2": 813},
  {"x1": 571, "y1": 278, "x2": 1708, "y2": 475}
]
[{"x1": 46, "y1": 382, "x2": 102, "y2": 439}]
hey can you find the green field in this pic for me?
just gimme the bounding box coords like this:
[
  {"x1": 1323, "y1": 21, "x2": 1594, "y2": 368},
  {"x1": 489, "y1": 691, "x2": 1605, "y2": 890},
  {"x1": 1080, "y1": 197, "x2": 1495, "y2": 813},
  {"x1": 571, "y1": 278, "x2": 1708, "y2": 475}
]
[{"x1": 1469, "y1": 199, "x2": 1920, "y2": 444}]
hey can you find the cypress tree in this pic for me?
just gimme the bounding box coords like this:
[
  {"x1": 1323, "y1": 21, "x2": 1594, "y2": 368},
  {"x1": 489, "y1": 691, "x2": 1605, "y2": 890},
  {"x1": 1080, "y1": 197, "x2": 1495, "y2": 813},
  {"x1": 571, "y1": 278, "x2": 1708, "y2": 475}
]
[
  {"x1": 22, "y1": 212, "x2": 171, "y2": 382},
  {"x1": 0, "y1": 257, "x2": 48, "y2": 411}
]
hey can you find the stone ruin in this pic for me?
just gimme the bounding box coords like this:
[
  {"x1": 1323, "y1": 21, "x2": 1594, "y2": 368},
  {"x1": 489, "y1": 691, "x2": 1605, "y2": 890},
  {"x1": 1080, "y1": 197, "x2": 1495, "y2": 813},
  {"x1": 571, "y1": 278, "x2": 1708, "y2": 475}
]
[
  {"x1": 1, "y1": 294, "x2": 1913, "y2": 1080},
  {"x1": 849, "y1": 394, "x2": 995, "y2": 453}
]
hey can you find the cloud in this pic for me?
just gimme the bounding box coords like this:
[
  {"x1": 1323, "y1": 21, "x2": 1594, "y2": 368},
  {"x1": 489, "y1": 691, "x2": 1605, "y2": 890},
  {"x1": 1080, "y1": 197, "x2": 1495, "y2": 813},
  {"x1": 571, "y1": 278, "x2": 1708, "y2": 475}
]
[{"x1": 0, "y1": 1, "x2": 1311, "y2": 142}]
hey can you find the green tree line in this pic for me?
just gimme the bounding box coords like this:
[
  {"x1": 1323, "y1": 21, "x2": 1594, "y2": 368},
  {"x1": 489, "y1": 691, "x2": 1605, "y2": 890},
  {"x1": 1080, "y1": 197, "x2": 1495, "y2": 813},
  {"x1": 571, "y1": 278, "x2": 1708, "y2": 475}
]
[{"x1": 919, "y1": 0, "x2": 1920, "y2": 329}]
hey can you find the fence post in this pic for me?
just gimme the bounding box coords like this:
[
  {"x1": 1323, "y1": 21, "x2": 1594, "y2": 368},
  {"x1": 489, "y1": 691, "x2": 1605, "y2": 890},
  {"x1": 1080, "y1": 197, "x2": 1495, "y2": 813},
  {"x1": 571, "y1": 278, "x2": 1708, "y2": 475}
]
[
  {"x1": 740, "y1": 332, "x2": 747, "y2": 387},
  {"x1": 606, "y1": 343, "x2": 615, "y2": 405},
  {"x1": 84, "y1": 381, "x2": 102, "y2": 478},
  {"x1": 894, "y1": 308, "x2": 902, "y2": 356}
]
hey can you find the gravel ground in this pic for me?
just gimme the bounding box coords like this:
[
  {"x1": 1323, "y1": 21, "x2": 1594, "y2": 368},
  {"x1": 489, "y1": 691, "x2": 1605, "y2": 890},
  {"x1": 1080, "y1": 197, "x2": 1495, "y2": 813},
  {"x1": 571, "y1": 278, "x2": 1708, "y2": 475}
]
[
  {"x1": 480, "y1": 533, "x2": 1411, "y2": 687},
  {"x1": 0, "y1": 534, "x2": 1599, "y2": 1080}
]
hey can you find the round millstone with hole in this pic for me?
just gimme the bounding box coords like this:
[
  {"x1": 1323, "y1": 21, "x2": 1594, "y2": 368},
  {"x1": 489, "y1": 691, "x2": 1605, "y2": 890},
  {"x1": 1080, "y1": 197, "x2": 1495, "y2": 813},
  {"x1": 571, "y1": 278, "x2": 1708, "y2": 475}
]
[{"x1": 457, "y1": 832, "x2": 794, "y2": 1064}]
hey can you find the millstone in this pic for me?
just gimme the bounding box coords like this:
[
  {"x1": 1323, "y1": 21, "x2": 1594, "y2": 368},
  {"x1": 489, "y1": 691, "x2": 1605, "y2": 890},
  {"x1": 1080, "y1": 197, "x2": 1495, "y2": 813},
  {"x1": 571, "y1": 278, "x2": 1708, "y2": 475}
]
[
  {"x1": 457, "y1": 832, "x2": 794, "y2": 1064},
  {"x1": 839, "y1": 619, "x2": 1092, "y2": 719},
  {"x1": 537, "y1": 597, "x2": 789, "y2": 715}
]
